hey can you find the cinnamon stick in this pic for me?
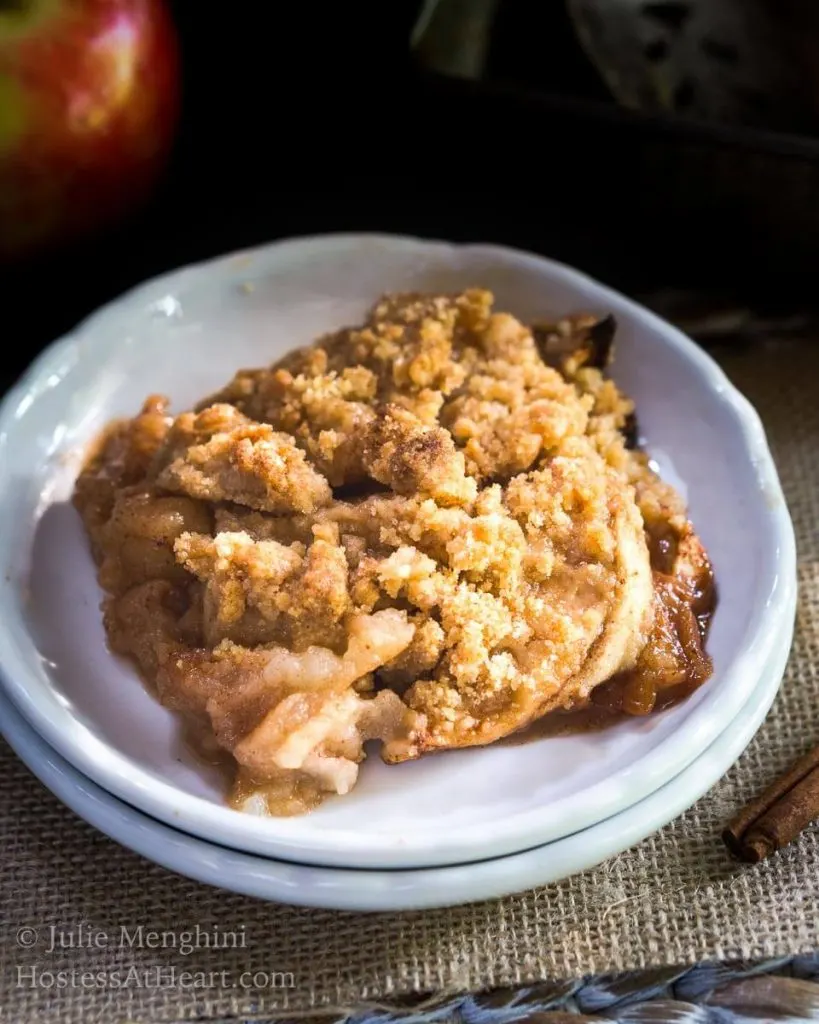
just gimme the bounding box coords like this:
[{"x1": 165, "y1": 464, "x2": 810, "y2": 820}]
[{"x1": 723, "y1": 745, "x2": 819, "y2": 862}]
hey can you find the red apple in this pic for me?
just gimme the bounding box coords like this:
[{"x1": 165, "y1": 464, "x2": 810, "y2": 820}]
[{"x1": 0, "y1": 0, "x2": 179, "y2": 261}]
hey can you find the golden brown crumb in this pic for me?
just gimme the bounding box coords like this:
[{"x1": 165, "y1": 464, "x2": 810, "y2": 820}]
[
  {"x1": 157, "y1": 416, "x2": 332, "y2": 514},
  {"x1": 360, "y1": 404, "x2": 477, "y2": 506}
]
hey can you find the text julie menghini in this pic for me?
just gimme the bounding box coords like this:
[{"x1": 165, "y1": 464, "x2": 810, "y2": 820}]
[{"x1": 17, "y1": 923, "x2": 247, "y2": 956}]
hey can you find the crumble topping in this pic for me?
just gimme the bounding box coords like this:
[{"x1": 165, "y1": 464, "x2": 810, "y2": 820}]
[{"x1": 74, "y1": 289, "x2": 714, "y2": 814}]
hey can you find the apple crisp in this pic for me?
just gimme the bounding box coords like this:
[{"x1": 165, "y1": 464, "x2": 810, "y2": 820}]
[{"x1": 73, "y1": 289, "x2": 715, "y2": 815}]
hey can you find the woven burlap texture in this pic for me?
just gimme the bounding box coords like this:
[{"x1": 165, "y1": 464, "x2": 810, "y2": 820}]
[{"x1": 1, "y1": 338, "x2": 817, "y2": 1024}]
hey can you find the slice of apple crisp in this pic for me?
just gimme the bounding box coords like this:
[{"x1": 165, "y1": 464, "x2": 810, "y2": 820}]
[{"x1": 74, "y1": 289, "x2": 713, "y2": 814}]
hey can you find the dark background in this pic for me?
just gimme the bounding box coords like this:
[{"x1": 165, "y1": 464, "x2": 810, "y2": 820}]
[{"x1": 3, "y1": 0, "x2": 818, "y2": 391}]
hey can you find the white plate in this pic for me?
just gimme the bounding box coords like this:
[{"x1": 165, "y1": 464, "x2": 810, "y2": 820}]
[
  {"x1": 0, "y1": 604, "x2": 795, "y2": 911},
  {"x1": 0, "y1": 234, "x2": 796, "y2": 869}
]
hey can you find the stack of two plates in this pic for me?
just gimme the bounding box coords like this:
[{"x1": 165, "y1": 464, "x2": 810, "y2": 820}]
[{"x1": 0, "y1": 235, "x2": 797, "y2": 911}]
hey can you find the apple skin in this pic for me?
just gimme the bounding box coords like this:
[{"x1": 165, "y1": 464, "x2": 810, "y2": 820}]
[{"x1": 0, "y1": 0, "x2": 180, "y2": 261}]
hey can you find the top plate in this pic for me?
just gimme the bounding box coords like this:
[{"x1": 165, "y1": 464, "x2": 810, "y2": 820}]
[{"x1": 0, "y1": 234, "x2": 795, "y2": 869}]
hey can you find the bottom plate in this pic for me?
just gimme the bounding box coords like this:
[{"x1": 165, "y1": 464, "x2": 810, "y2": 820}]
[{"x1": 0, "y1": 595, "x2": 794, "y2": 912}]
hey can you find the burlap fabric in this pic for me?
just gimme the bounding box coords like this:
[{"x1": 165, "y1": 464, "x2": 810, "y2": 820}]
[{"x1": 0, "y1": 337, "x2": 817, "y2": 1024}]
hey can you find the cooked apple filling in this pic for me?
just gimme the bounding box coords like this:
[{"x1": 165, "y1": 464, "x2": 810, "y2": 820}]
[{"x1": 74, "y1": 290, "x2": 714, "y2": 815}]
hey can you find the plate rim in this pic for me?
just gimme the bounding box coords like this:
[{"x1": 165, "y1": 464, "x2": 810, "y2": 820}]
[{"x1": 0, "y1": 232, "x2": 798, "y2": 868}]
